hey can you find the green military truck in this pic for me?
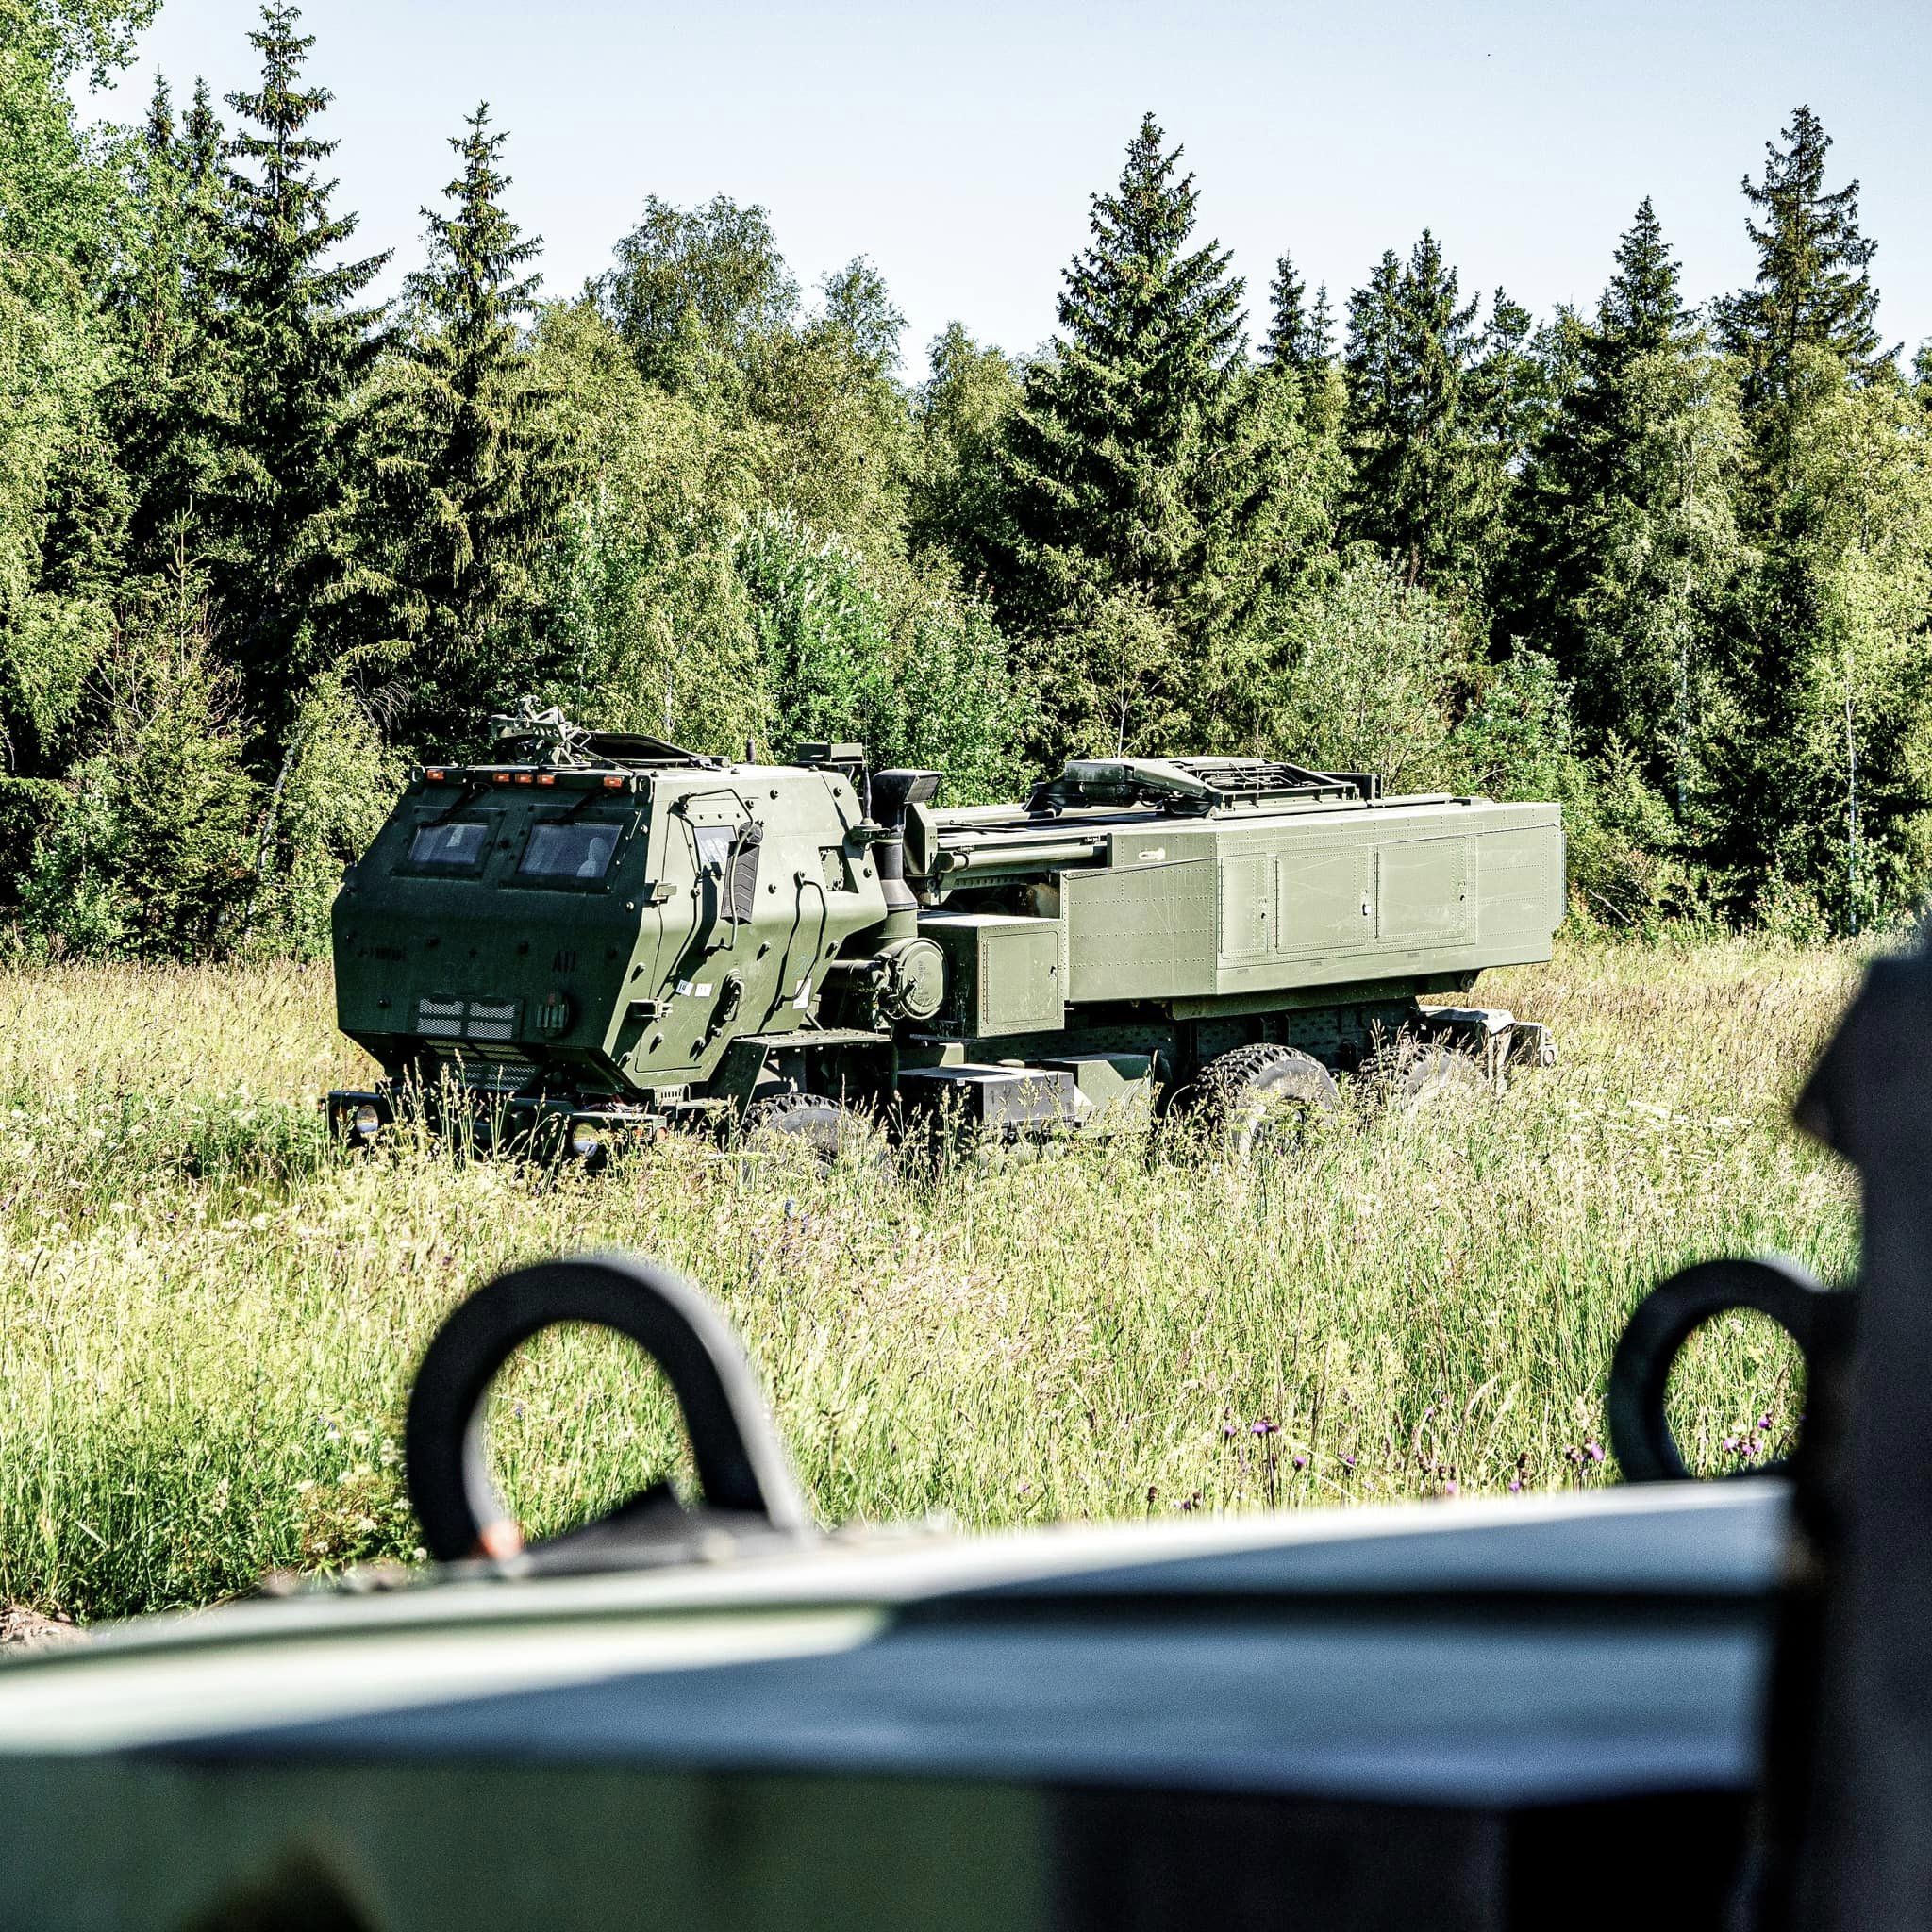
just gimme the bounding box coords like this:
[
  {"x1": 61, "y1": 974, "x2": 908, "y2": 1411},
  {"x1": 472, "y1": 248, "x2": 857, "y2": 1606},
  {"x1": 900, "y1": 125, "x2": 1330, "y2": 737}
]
[{"x1": 327, "y1": 709, "x2": 1563, "y2": 1158}]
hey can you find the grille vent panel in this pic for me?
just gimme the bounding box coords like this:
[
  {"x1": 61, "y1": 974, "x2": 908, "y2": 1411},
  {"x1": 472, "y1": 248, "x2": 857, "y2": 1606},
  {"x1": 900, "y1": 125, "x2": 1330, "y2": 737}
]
[
  {"x1": 426, "y1": 1047, "x2": 536, "y2": 1094},
  {"x1": 416, "y1": 995, "x2": 524, "y2": 1044}
]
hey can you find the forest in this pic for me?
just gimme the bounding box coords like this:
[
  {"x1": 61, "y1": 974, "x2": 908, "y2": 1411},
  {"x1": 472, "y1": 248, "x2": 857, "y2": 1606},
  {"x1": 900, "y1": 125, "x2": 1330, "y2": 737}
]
[{"x1": 2, "y1": 0, "x2": 1928, "y2": 959}]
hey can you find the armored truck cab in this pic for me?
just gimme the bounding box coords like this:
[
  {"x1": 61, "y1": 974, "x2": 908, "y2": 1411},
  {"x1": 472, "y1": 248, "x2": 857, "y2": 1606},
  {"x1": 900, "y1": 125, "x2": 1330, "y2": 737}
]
[{"x1": 329, "y1": 718, "x2": 1564, "y2": 1155}]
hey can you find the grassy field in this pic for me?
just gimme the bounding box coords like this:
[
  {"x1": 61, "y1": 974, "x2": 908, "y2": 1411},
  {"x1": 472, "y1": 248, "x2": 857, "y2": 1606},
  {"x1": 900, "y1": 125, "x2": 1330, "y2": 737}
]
[{"x1": 0, "y1": 933, "x2": 1862, "y2": 1625}]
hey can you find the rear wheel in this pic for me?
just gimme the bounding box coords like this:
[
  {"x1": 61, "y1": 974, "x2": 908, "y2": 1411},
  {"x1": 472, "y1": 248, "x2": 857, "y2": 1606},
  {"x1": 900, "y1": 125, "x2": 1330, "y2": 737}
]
[
  {"x1": 1361, "y1": 1039, "x2": 1491, "y2": 1111},
  {"x1": 744, "y1": 1092, "x2": 879, "y2": 1166},
  {"x1": 1191, "y1": 1043, "x2": 1339, "y2": 1158}
]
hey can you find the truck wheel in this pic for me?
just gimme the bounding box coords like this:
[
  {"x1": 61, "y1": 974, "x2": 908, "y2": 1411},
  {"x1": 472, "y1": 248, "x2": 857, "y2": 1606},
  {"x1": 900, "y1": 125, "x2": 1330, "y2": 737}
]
[
  {"x1": 1362, "y1": 1040, "x2": 1491, "y2": 1110},
  {"x1": 745, "y1": 1092, "x2": 877, "y2": 1166},
  {"x1": 1192, "y1": 1044, "x2": 1339, "y2": 1157}
]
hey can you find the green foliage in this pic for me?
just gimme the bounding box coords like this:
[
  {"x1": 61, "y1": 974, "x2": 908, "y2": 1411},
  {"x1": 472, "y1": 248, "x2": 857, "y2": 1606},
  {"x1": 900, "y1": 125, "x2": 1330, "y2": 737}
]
[
  {"x1": 1506, "y1": 201, "x2": 1746, "y2": 801},
  {"x1": 0, "y1": 775, "x2": 70, "y2": 911},
  {"x1": 740, "y1": 258, "x2": 913, "y2": 557},
  {"x1": 1718, "y1": 105, "x2": 1891, "y2": 407},
  {"x1": 359, "y1": 105, "x2": 577, "y2": 744},
  {"x1": 1341, "y1": 234, "x2": 1535, "y2": 600},
  {"x1": 0, "y1": 0, "x2": 133, "y2": 777},
  {"x1": 908, "y1": 322, "x2": 1021, "y2": 577},
  {"x1": 998, "y1": 114, "x2": 1262, "y2": 689},
  {"x1": 20, "y1": 586, "x2": 256, "y2": 958},
  {"x1": 1730, "y1": 359, "x2": 1932, "y2": 928},
  {"x1": 0, "y1": 44, "x2": 1927, "y2": 951},
  {"x1": 736, "y1": 511, "x2": 1025, "y2": 797},
  {"x1": 529, "y1": 299, "x2": 767, "y2": 754},
  {"x1": 200, "y1": 1, "x2": 388, "y2": 739},
  {"x1": 596, "y1": 193, "x2": 798, "y2": 395},
  {"x1": 245, "y1": 668, "x2": 403, "y2": 958},
  {"x1": 1447, "y1": 650, "x2": 1687, "y2": 927},
  {"x1": 101, "y1": 76, "x2": 228, "y2": 577},
  {"x1": 737, "y1": 511, "x2": 901, "y2": 756},
  {"x1": 3, "y1": 0, "x2": 158, "y2": 89},
  {"x1": 1264, "y1": 251, "x2": 1334, "y2": 379},
  {"x1": 894, "y1": 579, "x2": 1029, "y2": 803},
  {"x1": 1038, "y1": 585, "x2": 1185, "y2": 759},
  {"x1": 1265, "y1": 554, "x2": 1467, "y2": 791}
]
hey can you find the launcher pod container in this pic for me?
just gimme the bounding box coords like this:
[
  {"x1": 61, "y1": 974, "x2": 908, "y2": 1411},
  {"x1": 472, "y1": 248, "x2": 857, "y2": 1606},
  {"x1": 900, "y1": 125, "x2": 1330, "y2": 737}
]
[{"x1": 327, "y1": 711, "x2": 1563, "y2": 1156}]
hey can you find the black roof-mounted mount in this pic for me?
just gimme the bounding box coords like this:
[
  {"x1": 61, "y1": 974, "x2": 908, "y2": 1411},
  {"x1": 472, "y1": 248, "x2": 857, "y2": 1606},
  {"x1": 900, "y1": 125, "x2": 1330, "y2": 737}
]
[{"x1": 488, "y1": 699, "x2": 719, "y2": 771}]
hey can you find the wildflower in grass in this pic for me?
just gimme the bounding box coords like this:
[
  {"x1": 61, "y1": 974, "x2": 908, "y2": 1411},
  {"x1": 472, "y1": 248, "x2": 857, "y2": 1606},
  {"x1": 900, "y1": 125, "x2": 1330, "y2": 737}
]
[
  {"x1": 1250, "y1": 1419, "x2": 1278, "y2": 1437},
  {"x1": 1291, "y1": 1454, "x2": 1307, "y2": 1471}
]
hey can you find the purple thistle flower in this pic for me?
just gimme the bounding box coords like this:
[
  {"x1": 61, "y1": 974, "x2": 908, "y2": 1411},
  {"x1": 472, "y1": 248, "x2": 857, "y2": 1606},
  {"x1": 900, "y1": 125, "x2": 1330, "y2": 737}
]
[
  {"x1": 1251, "y1": 1419, "x2": 1279, "y2": 1437},
  {"x1": 1585, "y1": 1442, "x2": 1605, "y2": 1463},
  {"x1": 1291, "y1": 1454, "x2": 1307, "y2": 1471}
]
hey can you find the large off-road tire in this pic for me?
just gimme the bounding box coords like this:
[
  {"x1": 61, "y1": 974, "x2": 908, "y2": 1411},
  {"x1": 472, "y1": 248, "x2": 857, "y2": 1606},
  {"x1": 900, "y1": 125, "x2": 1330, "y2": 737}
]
[
  {"x1": 744, "y1": 1092, "x2": 879, "y2": 1166},
  {"x1": 1360, "y1": 1038, "x2": 1491, "y2": 1112},
  {"x1": 1191, "y1": 1043, "x2": 1339, "y2": 1158}
]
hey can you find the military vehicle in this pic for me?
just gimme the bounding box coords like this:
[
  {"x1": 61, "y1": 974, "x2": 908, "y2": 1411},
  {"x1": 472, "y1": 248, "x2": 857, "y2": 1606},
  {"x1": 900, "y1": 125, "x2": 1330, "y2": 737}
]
[
  {"x1": 8, "y1": 921, "x2": 1928, "y2": 1927},
  {"x1": 327, "y1": 706, "x2": 1563, "y2": 1158}
]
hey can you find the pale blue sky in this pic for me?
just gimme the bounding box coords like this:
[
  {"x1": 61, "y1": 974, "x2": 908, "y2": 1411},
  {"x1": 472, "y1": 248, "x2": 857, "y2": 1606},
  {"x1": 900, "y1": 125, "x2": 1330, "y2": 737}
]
[{"x1": 95, "y1": 0, "x2": 1932, "y2": 376}]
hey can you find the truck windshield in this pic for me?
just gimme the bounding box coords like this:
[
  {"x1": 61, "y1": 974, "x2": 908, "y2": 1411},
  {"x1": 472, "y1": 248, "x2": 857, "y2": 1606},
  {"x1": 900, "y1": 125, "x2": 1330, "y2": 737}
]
[
  {"x1": 520, "y1": 822, "x2": 620, "y2": 880},
  {"x1": 408, "y1": 821, "x2": 489, "y2": 867}
]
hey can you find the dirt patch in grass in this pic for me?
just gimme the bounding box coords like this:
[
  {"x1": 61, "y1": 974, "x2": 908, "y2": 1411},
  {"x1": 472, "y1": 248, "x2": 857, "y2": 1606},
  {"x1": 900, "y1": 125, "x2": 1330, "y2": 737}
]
[{"x1": 1, "y1": 1606, "x2": 85, "y2": 1652}]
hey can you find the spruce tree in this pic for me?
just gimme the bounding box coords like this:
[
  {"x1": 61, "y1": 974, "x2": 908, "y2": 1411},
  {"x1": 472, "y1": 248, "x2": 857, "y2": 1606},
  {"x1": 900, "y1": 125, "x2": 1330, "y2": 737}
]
[
  {"x1": 103, "y1": 76, "x2": 229, "y2": 575},
  {"x1": 204, "y1": 1, "x2": 387, "y2": 741},
  {"x1": 998, "y1": 113, "x2": 1260, "y2": 749},
  {"x1": 1503, "y1": 200, "x2": 1742, "y2": 807},
  {"x1": 1718, "y1": 106, "x2": 1890, "y2": 408},
  {"x1": 1713, "y1": 111, "x2": 1917, "y2": 925},
  {"x1": 1341, "y1": 232, "x2": 1489, "y2": 591},
  {"x1": 365, "y1": 104, "x2": 573, "y2": 743},
  {"x1": 1264, "y1": 251, "x2": 1333, "y2": 376}
]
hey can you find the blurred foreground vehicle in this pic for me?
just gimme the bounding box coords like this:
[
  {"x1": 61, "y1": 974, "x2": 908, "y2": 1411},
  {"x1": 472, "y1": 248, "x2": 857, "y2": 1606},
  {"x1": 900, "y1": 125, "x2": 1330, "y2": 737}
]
[
  {"x1": 325, "y1": 703, "x2": 1563, "y2": 1162},
  {"x1": 6, "y1": 930, "x2": 1928, "y2": 1929}
]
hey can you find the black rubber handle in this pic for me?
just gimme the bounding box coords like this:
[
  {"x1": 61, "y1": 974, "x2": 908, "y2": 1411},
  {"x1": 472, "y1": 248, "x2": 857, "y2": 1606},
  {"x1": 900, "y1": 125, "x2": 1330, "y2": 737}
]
[
  {"x1": 405, "y1": 1252, "x2": 810, "y2": 1561},
  {"x1": 1608, "y1": 1256, "x2": 1833, "y2": 1483}
]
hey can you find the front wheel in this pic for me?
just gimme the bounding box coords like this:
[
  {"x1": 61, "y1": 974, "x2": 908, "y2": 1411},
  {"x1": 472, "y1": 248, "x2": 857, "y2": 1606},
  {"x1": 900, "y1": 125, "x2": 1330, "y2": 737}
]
[{"x1": 1191, "y1": 1044, "x2": 1339, "y2": 1158}]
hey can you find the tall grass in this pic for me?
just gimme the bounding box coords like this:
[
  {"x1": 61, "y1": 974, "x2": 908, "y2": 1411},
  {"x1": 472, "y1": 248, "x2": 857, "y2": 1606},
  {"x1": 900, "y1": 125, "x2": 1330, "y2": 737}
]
[{"x1": 0, "y1": 935, "x2": 1861, "y2": 1623}]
